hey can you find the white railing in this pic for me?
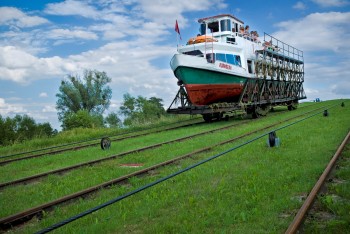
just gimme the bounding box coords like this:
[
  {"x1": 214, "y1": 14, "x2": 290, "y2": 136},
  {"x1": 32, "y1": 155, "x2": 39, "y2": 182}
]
[{"x1": 262, "y1": 33, "x2": 304, "y2": 63}]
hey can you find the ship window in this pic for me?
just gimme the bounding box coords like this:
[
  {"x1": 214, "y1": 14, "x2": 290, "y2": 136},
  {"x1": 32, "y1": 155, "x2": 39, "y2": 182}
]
[
  {"x1": 216, "y1": 53, "x2": 226, "y2": 63},
  {"x1": 183, "y1": 50, "x2": 203, "y2": 57},
  {"x1": 220, "y1": 19, "x2": 231, "y2": 32},
  {"x1": 247, "y1": 60, "x2": 253, "y2": 74},
  {"x1": 226, "y1": 54, "x2": 235, "y2": 65},
  {"x1": 236, "y1": 55, "x2": 241, "y2": 66},
  {"x1": 206, "y1": 53, "x2": 215, "y2": 63},
  {"x1": 216, "y1": 53, "x2": 241, "y2": 66},
  {"x1": 200, "y1": 23, "x2": 206, "y2": 35},
  {"x1": 227, "y1": 37, "x2": 236, "y2": 44},
  {"x1": 208, "y1": 21, "x2": 219, "y2": 33}
]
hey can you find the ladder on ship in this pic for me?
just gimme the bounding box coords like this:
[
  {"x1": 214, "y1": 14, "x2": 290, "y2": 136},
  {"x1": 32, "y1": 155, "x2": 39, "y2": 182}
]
[{"x1": 204, "y1": 29, "x2": 214, "y2": 63}]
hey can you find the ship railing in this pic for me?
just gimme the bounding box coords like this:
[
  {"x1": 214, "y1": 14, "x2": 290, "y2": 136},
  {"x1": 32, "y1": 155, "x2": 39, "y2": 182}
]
[
  {"x1": 262, "y1": 32, "x2": 304, "y2": 63},
  {"x1": 234, "y1": 32, "x2": 261, "y2": 44}
]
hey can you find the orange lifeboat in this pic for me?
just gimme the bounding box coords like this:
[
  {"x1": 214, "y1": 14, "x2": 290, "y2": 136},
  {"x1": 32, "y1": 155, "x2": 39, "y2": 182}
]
[{"x1": 187, "y1": 35, "x2": 217, "y2": 45}]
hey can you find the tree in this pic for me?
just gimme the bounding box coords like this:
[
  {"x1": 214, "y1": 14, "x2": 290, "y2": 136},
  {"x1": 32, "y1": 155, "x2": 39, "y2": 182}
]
[
  {"x1": 0, "y1": 114, "x2": 55, "y2": 146},
  {"x1": 105, "y1": 112, "x2": 121, "y2": 128},
  {"x1": 119, "y1": 93, "x2": 166, "y2": 126},
  {"x1": 56, "y1": 69, "x2": 112, "y2": 122}
]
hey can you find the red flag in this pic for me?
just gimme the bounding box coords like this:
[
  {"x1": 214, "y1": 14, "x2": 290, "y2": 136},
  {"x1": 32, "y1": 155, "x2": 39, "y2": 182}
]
[{"x1": 175, "y1": 20, "x2": 182, "y2": 40}]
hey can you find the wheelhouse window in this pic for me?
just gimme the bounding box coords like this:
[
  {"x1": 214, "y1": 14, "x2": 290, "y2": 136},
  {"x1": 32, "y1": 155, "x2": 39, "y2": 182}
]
[
  {"x1": 234, "y1": 23, "x2": 238, "y2": 33},
  {"x1": 208, "y1": 21, "x2": 219, "y2": 33},
  {"x1": 227, "y1": 37, "x2": 236, "y2": 44},
  {"x1": 220, "y1": 19, "x2": 231, "y2": 32},
  {"x1": 200, "y1": 23, "x2": 206, "y2": 35}
]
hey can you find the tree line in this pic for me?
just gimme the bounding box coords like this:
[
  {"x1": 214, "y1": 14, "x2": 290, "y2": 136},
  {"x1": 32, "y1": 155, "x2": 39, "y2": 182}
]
[
  {"x1": 0, "y1": 114, "x2": 56, "y2": 146},
  {"x1": 0, "y1": 70, "x2": 168, "y2": 146}
]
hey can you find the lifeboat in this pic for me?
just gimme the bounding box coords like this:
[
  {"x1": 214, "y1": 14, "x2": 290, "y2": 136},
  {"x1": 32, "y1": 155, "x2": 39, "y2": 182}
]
[{"x1": 187, "y1": 35, "x2": 217, "y2": 45}]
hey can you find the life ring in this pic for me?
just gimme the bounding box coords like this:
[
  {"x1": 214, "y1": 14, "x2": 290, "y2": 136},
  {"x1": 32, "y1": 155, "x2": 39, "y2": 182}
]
[{"x1": 187, "y1": 35, "x2": 217, "y2": 45}]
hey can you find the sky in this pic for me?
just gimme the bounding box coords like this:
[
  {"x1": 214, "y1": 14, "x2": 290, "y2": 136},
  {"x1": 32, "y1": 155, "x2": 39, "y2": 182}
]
[{"x1": 0, "y1": 0, "x2": 349, "y2": 130}]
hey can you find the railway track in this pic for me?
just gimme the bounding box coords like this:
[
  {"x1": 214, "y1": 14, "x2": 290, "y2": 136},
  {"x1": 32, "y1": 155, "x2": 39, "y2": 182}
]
[
  {"x1": 0, "y1": 103, "x2": 316, "y2": 166},
  {"x1": 0, "y1": 118, "x2": 204, "y2": 166},
  {"x1": 285, "y1": 130, "x2": 350, "y2": 233},
  {"x1": 0, "y1": 104, "x2": 326, "y2": 190},
  {"x1": 0, "y1": 104, "x2": 334, "y2": 230},
  {"x1": 0, "y1": 119, "x2": 252, "y2": 189}
]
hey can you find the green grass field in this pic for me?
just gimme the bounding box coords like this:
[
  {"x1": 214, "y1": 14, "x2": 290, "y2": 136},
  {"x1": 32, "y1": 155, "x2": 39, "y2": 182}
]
[{"x1": 1, "y1": 99, "x2": 349, "y2": 233}]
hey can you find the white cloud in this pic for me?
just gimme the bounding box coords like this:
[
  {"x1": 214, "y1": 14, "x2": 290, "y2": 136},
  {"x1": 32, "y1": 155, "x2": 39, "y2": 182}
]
[
  {"x1": 293, "y1": 2, "x2": 307, "y2": 10},
  {"x1": 65, "y1": 41, "x2": 178, "y2": 103},
  {"x1": 312, "y1": 0, "x2": 350, "y2": 7},
  {"x1": 273, "y1": 12, "x2": 350, "y2": 53},
  {"x1": 0, "y1": 97, "x2": 28, "y2": 115},
  {"x1": 272, "y1": 12, "x2": 350, "y2": 100},
  {"x1": 39, "y1": 92, "x2": 48, "y2": 98},
  {"x1": 0, "y1": 40, "x2": 178, "y2": 107},
  {"x1": 47, "y1": 28, "x2": 98, "y2": 40},
  {"x1": 0, "y1": 30, "x2": 49, "y2": 55},
  {"x1": 136, "y1": 0, "x2": 227, "y2": 27},
  {"x1": 0, "y1": 46, "x2": 73, "y2": 84},
  {"x1": 45, "y1": 0, "x2": 100, "y2": 18},
  {"x1": 0, "y1": 7, "x2": 49, "y2": 28},
  {"x1": 42, "y1": 105, "x2": 56, "y2": 113},
  {"x1": 331, "y1": 82, "x2": 350, "y2": 95}
]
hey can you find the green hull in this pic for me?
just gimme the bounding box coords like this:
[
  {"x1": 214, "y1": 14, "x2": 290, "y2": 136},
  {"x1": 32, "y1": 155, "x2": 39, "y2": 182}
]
[
  {"x1": 174, "y1": 66, "x2": 247, "y2": 105},
  {"x1": 175, "y1": 66, "x2": 247, "y2": 85}
]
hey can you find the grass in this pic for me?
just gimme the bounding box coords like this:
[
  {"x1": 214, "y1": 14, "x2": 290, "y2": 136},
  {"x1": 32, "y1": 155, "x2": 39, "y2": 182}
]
[
  {"x1": 1, "y1": 99, "x2": 349, "y2": 233},
  {"x1": 0, "y1": 115, "x2": 195, "y2": 158},
  {"x1": 302, "y1": 142, "x2": 350, "y2": 233}
]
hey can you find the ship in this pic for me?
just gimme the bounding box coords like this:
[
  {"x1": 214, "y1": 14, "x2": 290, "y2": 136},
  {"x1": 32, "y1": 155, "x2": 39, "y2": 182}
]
[{"x1": 168, "y1": 14, "x2": 306, "y2": 120}]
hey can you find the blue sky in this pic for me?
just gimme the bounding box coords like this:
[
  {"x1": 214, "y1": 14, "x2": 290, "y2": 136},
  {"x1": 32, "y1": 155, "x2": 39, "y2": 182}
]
[{"x1": 0, "y1": 0, "x2": 349, "y2": 130}]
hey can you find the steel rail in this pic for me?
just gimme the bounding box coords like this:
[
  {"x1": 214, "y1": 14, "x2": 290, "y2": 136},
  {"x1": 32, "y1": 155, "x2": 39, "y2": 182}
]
[
  {"x1": 35, "y1": 103, "x2": 340, "y2": 234},
  {"x1": 0, "y1": 103, "x2": 336, "y2": 229},
  {"x1": 0, "y1": 117, "x2": 201, "y2": 160},
  {"x1": 0, "y1": 119, "x2": 252, "y2": 189},
  {"x1": 285, "y1": 130, "x2": 350, "y2": 234},
  {"x1": 0, "y1": 119, "x2": 204, "y2": 166}
]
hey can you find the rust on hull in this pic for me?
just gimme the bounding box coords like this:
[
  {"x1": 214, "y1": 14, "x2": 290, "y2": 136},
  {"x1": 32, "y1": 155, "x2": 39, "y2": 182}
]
[{"x1": 185, "y1": 84, "x2": 243, "y2": 106}]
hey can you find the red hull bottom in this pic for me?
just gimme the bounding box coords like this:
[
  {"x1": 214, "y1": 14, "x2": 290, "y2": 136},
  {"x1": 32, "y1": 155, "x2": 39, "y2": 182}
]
[{"x1": 185, "y1": 84, "x2": 243, "y2": 106}]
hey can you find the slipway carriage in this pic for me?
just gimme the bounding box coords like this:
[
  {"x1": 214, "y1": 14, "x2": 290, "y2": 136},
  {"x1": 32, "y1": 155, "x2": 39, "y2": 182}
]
[{"x1": 167, "y1": 14, "x2": 306, "y2": 121}]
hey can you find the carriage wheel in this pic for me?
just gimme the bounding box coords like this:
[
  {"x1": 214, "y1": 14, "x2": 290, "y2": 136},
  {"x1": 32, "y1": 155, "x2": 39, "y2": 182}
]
[{"x1": 101, "y1": 137, "x2": 111, "y2": 150}]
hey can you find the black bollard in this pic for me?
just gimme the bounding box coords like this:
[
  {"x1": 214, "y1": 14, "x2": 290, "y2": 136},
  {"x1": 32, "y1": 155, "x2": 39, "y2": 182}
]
[
  {"x1": 268, "y1": 131, "x2": 278, "y2": 147},
  {"x1": 323, "y1": 110, "x2": 328, "y2": 117}
]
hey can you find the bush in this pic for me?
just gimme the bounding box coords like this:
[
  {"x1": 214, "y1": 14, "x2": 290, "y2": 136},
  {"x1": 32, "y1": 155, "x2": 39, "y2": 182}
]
[{"x1": 61, "y1": 110, "x2": 105, "y2": 130}]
